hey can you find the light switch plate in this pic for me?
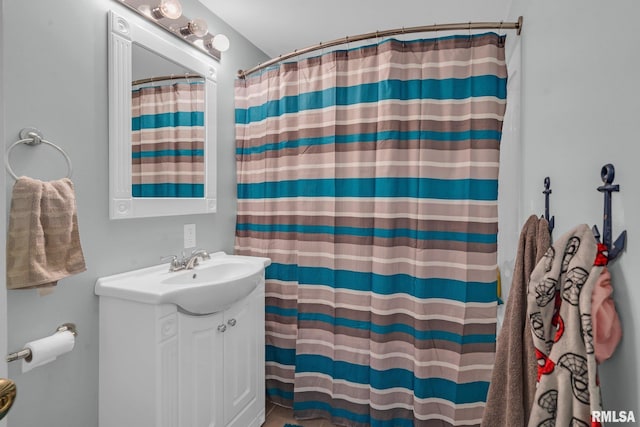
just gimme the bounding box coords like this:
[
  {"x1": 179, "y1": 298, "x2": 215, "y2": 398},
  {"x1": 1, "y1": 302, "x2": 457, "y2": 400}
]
[{"x1": 184, "y1": 224, "x2": 196, "y2": 249}]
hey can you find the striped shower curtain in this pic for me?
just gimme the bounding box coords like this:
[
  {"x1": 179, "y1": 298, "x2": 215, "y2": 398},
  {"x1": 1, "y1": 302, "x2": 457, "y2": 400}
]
[
  {"x1": 131, "y1": 80, "x2": 205, "y2": 197},
  {"x1": 235, "y1": 33, "x2": 507, "y2": 427}
]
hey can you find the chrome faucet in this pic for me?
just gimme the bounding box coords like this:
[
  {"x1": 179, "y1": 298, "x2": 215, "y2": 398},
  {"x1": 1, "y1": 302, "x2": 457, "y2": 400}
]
[
  {"x1": 183, "y1": 249, "x2": 211, "y2": 270},
  {"x1": 161, "y1": 255, "x2": 185, "y2": 272},
  {"x1": 162, "y1": 249, "x2": 211, "y2": 272}
]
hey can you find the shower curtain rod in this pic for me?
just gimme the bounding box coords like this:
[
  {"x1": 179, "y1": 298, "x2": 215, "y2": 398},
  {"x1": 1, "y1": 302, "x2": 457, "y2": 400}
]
[
  {"x1": 132, "y1": 73, "x2": 204, "y2": 86},
  {"x1": 238, "y1": 16, "x2": 523, "y2": 78}
]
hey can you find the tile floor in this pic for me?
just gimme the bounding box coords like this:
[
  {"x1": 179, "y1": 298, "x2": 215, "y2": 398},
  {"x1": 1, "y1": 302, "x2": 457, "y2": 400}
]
[{"x1": 263, "y1": 400, "x2": 341, "y2": 427}]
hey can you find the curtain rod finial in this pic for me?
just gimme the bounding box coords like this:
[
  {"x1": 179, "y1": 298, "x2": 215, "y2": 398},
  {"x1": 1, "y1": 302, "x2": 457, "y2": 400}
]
[{"x1": 517, "y1": 16, "x2": 523, "y2": 35}]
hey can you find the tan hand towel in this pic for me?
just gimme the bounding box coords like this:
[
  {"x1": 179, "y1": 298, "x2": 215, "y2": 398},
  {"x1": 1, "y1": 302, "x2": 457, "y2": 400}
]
[
  {"x1": 481, "y1": 215, "x2": 551, "y2": 427},
  {"x1": 6, "y1": 177, "x2": 86, "y2": 293}
]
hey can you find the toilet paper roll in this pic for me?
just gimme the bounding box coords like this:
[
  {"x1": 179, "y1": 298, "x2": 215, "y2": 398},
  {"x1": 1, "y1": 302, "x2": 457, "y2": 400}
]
[{"x1": 21, "y1": 330, "x2": 76, "y2": 373}]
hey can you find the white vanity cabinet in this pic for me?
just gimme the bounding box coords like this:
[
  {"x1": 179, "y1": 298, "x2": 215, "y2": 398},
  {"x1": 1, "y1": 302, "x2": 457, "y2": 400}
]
[
  {"x1": 179, "y1": 283, "x2": 265, "y2": 427},
  {"x1": 97, "y1": 276, "x2": 266, "y2": 427}
]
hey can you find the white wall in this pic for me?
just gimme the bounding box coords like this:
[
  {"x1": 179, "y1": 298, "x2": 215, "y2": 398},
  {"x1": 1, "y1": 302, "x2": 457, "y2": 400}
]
[
  {"x1": 508, "y1": 0, "x2": 640, "y2": 414},
  {"x1": 1, "y1": 1, "x2": 267, "y2": 425}
]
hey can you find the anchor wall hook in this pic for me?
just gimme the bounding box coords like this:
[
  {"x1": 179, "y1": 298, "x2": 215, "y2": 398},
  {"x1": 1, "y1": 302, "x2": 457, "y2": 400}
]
[
  {"x1": 592, "y1": 164, "x2": 627, "y2": 263},
  {"x1": 542, "y1": 176, "x2": 555, "y2": 234}
]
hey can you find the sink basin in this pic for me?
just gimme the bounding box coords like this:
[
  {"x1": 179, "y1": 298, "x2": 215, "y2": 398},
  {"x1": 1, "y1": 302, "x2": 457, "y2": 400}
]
[
  {"x1": 161, "y1": 259, "x2": 252, "y2": 285},
  {"x1": 95, "y1": 252, "x2": 271, "y2": 314}
]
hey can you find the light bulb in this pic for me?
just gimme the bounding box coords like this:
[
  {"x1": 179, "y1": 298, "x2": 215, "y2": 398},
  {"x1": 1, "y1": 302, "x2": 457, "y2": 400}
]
[
  {"x1": 151, "y1": 0, "x2": 182, "y2": 20},
  {"x1": 210, "y1": 34, "x2": 230, "y2": 52},
  {"x1": 180, "y1": 18, "x2": 208, "y2": 37}
]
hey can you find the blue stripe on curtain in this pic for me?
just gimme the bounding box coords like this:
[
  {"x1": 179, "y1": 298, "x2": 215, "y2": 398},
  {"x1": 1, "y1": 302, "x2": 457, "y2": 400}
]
[
  {"x1": 132, "y1": 183, "x2": 204, "y2": 197},
  {"x1": 132, "y1": 149, "x2": 205, "y2": 158},
  {"x1": 237, "y1": 223, "x2": 497, "y2": 244},
  {"x1": 238, "y1": 177, "x2": 498, "y2": 200},
  {"x1": 132, "y1": 111, "x2": 205, "y2": 130},
  {"x1": 235, "y1": 76, "x2": 507, "y2": 124},
  {"x1": 267, "y1": 387, "x2": 295, "y2": 402},
  {"x1": 267, "y1": 345, "x2": 297, "y2": 365},
  {"x1": 266, "y1": 263, "x2": 497, "y2": 303}
]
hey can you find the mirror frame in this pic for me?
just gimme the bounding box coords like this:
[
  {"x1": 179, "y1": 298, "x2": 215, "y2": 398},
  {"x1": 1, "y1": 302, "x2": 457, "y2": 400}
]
[{"x1": 108, "y1": 9, "x2": 217, "y2": 219}]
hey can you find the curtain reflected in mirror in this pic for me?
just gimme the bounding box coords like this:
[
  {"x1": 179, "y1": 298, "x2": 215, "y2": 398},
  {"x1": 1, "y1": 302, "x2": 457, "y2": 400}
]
[{"x1": 131, "y1": 76, "x2": 205, "y2": 197}]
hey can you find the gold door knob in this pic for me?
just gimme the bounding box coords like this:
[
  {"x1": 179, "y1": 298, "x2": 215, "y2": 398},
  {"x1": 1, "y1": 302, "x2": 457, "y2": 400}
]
[{"x1": 0, "y1": 378, "x2": 16, "y2": 420}]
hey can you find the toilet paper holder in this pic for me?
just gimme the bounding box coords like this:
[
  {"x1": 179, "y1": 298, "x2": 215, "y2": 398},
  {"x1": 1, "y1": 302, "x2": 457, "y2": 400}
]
[{"x1": 6, "y1": 323, "x2": 77, "y2": 363}]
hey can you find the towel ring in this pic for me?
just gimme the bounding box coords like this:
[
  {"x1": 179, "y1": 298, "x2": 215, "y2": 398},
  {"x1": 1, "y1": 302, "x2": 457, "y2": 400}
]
[{"x1": 4, "y1": 128, "x2": 73, "y2": 180}]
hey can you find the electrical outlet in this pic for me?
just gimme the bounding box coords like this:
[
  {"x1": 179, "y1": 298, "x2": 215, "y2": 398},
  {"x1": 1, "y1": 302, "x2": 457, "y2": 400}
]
[{"x1": 184, "y1": 224, "x2": 196, "y2": 249}]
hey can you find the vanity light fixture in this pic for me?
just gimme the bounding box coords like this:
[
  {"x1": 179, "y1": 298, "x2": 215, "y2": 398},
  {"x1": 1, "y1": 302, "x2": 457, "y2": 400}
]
[
  {"x1": 180, "y1": 18, "x2": 208, "y2": 37},
  {"x1": 150, "y1": 0, "x2": 182, "y2": 20},
  {"x1": 114, "y1": 0, "x2": 227, "y2": 60}
]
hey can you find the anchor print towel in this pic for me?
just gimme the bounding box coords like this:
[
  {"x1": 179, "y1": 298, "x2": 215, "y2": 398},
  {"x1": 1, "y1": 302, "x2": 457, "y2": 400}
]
[{"x1": 527, "y1": 224, "x2": 603, "y2": 427}]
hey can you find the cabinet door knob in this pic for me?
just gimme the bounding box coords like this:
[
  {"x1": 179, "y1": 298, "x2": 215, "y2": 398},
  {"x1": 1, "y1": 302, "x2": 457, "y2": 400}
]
[
  {"x1": 217, "y1": 324, "x2": 227, "y2": 332},
  {"x1": 227, "y1": 318, "x2": 237, "y2": 327}
]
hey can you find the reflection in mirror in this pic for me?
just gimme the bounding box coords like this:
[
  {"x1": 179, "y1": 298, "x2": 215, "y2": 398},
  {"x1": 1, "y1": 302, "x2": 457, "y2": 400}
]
[
  {"x1": 108, "y1": 9, "x2": 217, "y2": 219},
  {"x1": 131, "y1": 45, "x2": 205, "y2": 198}
]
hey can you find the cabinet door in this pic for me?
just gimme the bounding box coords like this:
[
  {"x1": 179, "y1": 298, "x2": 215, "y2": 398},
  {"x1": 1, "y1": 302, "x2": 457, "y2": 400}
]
[
  {"x1": 179, "y1": 311, "x2": 225, "y2": 427},
  {"x1": 224, "y1": 292, "x2": 260, "y2": 426}
]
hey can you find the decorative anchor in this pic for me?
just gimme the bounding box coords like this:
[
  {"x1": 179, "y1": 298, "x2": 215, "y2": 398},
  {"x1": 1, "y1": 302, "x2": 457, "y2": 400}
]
[
  {"x1": 592, "y1": 164, "x2": 627, "y2": 262},
  {"x1": 542, "y1": 177, "x2": 555, "y2": 234}
]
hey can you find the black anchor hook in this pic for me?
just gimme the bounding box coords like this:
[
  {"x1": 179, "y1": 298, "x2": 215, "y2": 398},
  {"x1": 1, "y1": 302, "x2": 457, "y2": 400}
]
[
  {"x1": 542, "y1": 176, "x2": 555, "y2": 234},
  {"x1": 592, "y1": 164, "x2": 627, "y2": 262}
]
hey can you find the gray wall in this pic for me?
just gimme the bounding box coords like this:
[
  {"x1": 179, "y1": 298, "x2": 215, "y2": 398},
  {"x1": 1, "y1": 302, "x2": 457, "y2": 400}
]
[
  {"x1": 2, "y1": 0, "x2": 267, "y2": 425},
  {"x1": 0, "y1": 0, "x2": 6, "y2": 400},
  {"x1": 3, "y1": 0, "x2": 639, "y2": 425},
  {"x1": 508, "y1": 0, "x2": 640, "y2": 415}
]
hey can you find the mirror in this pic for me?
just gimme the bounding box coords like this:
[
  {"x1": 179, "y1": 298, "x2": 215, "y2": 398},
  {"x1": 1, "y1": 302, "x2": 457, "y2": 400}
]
[{"x1": 108, "y1": 9, "x2": 217, "y2": 219}]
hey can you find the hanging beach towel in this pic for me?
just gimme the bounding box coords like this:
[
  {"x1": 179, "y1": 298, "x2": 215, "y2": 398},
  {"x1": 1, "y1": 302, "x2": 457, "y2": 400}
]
[{"x1": 527, "y1": 224, "x2": 604, "y2": 426}]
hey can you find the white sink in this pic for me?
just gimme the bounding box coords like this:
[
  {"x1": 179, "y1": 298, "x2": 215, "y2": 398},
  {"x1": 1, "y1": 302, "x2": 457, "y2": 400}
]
[{"x1": 95, "y1": 252, "x2": 271, "y2": 314}]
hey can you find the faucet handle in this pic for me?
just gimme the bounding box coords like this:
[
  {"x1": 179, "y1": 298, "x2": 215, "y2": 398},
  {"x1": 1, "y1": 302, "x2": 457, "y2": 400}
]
[
  {"x1": 191, "y1": 248, "x2": 211, "y2": 259},
  {"x1": 161, "y1": 255, "x2": 184, "y2": 271}
]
